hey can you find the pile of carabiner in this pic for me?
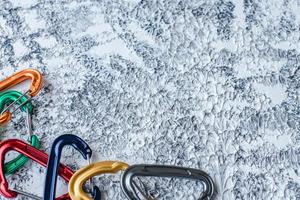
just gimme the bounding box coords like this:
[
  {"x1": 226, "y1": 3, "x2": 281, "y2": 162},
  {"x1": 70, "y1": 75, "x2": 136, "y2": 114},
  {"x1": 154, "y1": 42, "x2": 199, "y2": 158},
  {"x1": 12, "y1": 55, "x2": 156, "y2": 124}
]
[{"x1": 0, "y1": 69, "x2": 215, "y2": 200}]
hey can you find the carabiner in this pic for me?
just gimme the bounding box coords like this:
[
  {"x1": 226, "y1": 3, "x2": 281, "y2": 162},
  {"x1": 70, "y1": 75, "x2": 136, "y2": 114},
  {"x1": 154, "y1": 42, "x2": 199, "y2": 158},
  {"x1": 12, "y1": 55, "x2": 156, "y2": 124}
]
[
  {"x1": 69, "y1": 161, "x2": 129, "y2": 200},
  {"x1": 0, "y1": 90, "x2": 33, "y2": 125},
  {"x1": 121, "y1": 165, "x2": 215, "y2": 200},
  {"x1": 3, "y1": 135, "x2": 40, "y2": 175},
  {"x1": 0, "y1": 69, "x2": 43, "y2": 96},
  {"x1": 0, "y1": 139, "x2": 73, "y2": 199},
  {"x1": 44, "y1": 134, "x2": 93, "y2": 200},
  {"x1": 0, "y1": 69, "x2": 43, "y2": 124},
  {"x1": 0, "y1": 90, "x2": 41, "y2": 175}
]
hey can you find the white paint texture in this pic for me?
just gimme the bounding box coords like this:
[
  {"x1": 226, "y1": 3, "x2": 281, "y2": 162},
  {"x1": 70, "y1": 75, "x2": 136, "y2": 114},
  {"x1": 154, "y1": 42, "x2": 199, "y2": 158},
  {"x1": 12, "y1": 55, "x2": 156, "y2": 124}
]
[{"x1": 0, "y1": 0, "x2": 299, "y2": 199}]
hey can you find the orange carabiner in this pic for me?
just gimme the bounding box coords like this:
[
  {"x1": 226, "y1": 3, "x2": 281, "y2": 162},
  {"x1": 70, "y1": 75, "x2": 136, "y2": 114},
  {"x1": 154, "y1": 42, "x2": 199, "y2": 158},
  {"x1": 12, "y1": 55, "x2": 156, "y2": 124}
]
[
  {"x1": 0, "y1": 69, "x2": 43, "y2": 96},
  {"x1": 0, "y1": 69, "x2": 43, "y2": 125}
]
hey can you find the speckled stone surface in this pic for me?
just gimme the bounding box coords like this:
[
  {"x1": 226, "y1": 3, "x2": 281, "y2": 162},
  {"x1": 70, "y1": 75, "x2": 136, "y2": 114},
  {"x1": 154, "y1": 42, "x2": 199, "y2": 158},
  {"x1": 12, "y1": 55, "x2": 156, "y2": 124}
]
[{"x1": 0, "y1": 0, "x2": 299, "y2": 199}]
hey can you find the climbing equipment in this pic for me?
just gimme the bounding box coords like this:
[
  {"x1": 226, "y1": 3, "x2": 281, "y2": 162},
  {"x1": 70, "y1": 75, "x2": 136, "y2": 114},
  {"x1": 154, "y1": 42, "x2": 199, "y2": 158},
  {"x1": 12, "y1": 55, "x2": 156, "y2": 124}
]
[
  {"x1": 43, "y1": 134, "x2": 95, "y2": 200},
  {"x1": 0, "y1": 90, "x2": 33, "y2": 125},
  {"x1": 69, "y1": 161, "x2": 129, "y2": 200},
  {"x1": 0, "y1": 69, "x2": 43, "y2": 125},
  {"x1": 121, "y1": 165, "x2": 215, "y2": 200},
  {"x1": 0, "y1": 69, "x2": 216, "y2": 200},
  {"x1": 0, "y1": 90, "x2": 41, "y2": 175},
  {"x1": 0, "y1": 139, "x2": 73, "y2": 199}
]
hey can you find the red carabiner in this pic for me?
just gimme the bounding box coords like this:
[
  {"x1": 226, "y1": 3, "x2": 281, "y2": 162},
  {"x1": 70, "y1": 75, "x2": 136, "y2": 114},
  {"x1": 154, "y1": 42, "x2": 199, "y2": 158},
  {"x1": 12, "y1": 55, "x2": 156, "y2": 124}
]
[{"x1": 0, "y1": 139, "x2": 73, "y2": 199}]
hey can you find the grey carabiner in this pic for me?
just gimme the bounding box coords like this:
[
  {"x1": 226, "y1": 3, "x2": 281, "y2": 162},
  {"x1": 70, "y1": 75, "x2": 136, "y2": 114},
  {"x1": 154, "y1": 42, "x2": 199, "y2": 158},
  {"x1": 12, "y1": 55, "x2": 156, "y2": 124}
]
[{"x1": 121, "y1": 165, "x2": 215, "y2": 200}]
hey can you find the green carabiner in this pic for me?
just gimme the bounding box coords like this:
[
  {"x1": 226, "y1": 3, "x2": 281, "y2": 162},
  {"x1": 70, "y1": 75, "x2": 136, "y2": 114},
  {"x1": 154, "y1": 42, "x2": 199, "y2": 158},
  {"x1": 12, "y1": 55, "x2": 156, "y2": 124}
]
[
  {"x1": 0, "y1": 91, "x2": 33, "y2": 114},
  {"x1": 0, "y1": 90, "x2": 40, "y2": 175}
]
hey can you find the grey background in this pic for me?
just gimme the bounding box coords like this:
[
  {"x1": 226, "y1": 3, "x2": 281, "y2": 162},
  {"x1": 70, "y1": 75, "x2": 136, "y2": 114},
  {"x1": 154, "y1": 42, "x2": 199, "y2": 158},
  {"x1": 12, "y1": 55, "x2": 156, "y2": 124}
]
[{"x1": 0, "y1": 0, "x2": 299, "y2": 199}]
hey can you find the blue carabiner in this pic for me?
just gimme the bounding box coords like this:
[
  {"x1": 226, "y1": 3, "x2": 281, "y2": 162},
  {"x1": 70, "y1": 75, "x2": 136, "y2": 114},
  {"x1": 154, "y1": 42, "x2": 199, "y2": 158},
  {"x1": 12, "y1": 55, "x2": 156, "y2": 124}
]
[{"x1": 43, "y1": 134, "x2": 100, "y2": 200}]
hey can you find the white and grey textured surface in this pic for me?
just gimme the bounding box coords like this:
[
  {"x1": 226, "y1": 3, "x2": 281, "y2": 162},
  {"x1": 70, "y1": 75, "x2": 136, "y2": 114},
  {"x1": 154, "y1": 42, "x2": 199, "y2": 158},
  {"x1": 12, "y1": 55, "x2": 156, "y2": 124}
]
[{"x1": 0, "y1": 0, "x2": 300, "y2": 199}]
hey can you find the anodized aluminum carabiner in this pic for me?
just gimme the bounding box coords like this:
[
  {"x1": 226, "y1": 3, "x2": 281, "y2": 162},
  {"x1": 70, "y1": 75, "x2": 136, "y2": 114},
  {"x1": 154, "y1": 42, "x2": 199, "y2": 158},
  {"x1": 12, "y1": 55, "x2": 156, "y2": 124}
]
[
  {"x1": 0, "y1": 90, "x2": 33, "y2": 125},
  {"x1": 3, "y1": 136, "x2": 40, "y2": 175},
  {"x1": 0, "y1": 69, "x2": 43, "y2": 96},
  {"x1": 0, "y1": 90, "x2": 41, "y2": 175},
  {"x1": 0, "y1": 139, "x2": 73, "y2": 199},
  {"x1": 43, "y1": 134, "x2": 94, "y2": 200},
  {"x1": 0, "y1": 69, "x2": 43, "y2": 124},
  {"x1": 121, "y1": 165, "x2": 215, "y2": 200},
  {"x1": 69, "y1": 161, "x2": 129, "y2": 200}
]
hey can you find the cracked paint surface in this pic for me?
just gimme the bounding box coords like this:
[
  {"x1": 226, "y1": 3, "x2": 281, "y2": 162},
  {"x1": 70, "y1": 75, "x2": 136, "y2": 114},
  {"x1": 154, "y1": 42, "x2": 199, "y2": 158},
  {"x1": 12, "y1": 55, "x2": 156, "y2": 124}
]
[{"x1": 0, "y1": 0, "x2": 299, "y2": 199}]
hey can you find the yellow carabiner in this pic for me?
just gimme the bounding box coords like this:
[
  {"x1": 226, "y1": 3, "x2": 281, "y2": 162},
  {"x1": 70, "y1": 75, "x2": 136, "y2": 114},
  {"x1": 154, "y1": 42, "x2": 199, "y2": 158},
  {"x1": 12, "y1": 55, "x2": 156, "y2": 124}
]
[{"x1": 69, "y1": 161, "x2": 129, "y2": 200}]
